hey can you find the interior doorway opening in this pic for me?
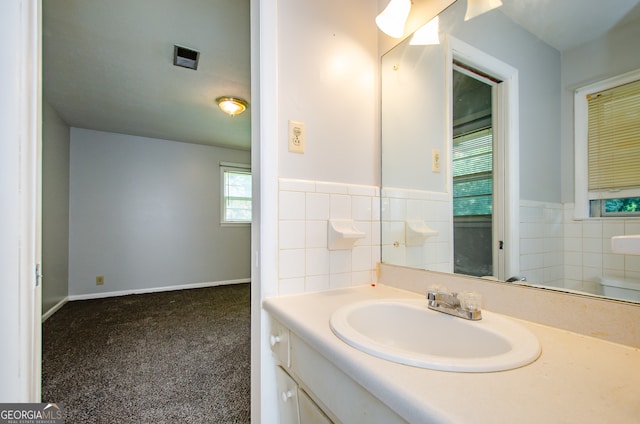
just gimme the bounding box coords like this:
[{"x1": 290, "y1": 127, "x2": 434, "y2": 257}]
[{"x1": 452, "y1": 66, "x2": 497, "y2": 277}]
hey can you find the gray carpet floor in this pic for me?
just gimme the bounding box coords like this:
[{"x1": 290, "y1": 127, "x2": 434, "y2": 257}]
[{"x1": 42, "y1": 283, "x2": 251, "y2": 423}]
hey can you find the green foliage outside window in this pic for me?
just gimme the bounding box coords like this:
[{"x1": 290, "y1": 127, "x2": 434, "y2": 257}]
[{"x1": 605, "y1": 197, "x2": 640, "y2": 213}]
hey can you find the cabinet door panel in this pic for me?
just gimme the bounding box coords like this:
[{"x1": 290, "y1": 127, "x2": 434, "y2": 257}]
[{"x1": 275, "y1": 366, "x2": 300, "y2": 424}]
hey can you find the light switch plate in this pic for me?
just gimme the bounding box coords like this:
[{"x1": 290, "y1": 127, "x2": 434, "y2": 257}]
[
  {"x1": 432, "y1": 149, "x2": 441, "y2": 172},
  {"x1": 288, "y1": 120, "x2": 305, "y2": 153}
]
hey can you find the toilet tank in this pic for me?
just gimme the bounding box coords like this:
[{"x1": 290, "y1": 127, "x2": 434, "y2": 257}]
[{"x1": 599, "y1": 277, "x2": 640, "y2": 302}]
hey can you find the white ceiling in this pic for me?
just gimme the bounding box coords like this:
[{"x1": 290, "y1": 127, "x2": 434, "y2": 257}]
[
  {"x1": 43, "y1": 0, "x2": 251, "y2": 150},
  {"x1": 499, "y1": 0, "x2": 640, "y2": 52}
]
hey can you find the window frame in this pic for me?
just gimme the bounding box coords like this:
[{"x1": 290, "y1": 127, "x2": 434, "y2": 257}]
[
  {"x1": 220, "y1": 162, "x2": 252, "y2": 226},
  {"x1": 574, "y1": 68, "x2": 640, "y2": 219}
]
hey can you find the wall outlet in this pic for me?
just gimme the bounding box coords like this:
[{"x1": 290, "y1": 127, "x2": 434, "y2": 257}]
[
  {"x1": 96, "y1": 275, "x2": 104, "y2": 285},
  {"x1": 288, "y1": 120, "x2": 305, "y2": 153}
]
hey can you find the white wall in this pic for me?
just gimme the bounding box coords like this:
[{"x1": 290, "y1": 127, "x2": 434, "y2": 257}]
[
  {"x1": 68, "y1": 128, "x2": 251, "y2": 296},
  {"x1": 381, "y1": 41, "x2": 447, "y2": 192},
  {"x1": 277, "y1": 0, "x2": 379, "y2": 186},
  {"x1": 42, "y1": 100, "x2": 70, "y2": 314}
]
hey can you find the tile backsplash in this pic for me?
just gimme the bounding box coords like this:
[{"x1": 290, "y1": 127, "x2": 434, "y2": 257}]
[
  {"x1": 277, "y1": 181, "x2": 640, "y2": 298},
  {"x1": 277, "y1": 178, "x2": 380, "y2": 295}
]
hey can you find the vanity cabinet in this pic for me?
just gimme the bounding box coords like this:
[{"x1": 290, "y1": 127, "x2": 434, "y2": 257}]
[{"x1": 269, "y1": 316, "x2": 406, "y2": 424}]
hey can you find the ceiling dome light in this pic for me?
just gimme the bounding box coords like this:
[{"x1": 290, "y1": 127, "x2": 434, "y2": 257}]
[
  {"x1": 216, "y1": 96, "x2": 248, "y2": 117},
  {"x1": 376, "y1": 0, "x2": 412, "y2": 38}
]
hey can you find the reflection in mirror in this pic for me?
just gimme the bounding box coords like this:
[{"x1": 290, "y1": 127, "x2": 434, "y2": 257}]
[
  {"x1": 380, "y1": 0, "x2": 640, "y2": 303},
  {"x1": 451, "y1": 67, "x2": 494, "y2": 277}
]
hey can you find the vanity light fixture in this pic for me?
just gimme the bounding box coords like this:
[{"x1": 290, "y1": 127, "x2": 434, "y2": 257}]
[
  {"x1": 464, "y1": 0, "x2": 503, "y2": 21},
  {"x1": 216, "y1": 96, "x2": 248, "y2": 117},
  {"x1": 410, "y1": 16, "x2": 440, "y2": 45},
  {"x1": 376, "y1": 0, "x2": 412, "y2": 38}
]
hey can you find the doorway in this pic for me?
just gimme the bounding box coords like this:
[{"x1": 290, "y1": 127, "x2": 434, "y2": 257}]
[
  {"x1": 40, "y1": 0, "x2": 253, "y2": 416},
  {"x1": 452, "y1": 65, "x2": 497, "y2": 277},
  {"x1": 448, "y1": 37, "x2": 520, "y2": 281}
]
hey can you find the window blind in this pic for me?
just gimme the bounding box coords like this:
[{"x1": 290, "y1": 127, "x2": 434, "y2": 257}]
[
  {"x1": 587, "y1": 79, "x2": 640, "y2": 192},
  {"x1": 452, "y1": 128, "x2": 493, "y2": 216}
]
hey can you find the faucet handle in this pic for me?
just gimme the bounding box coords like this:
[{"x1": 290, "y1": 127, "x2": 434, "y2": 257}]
[
  {"x1": 459, "y1": 292, "x2": 482, "y2": 312},
  {"x1": 428, "y1": 284, "x2": 446, "y2": 294},
  {"x1": 426, "y1": 285, "x2": 445, "y2": 301}
]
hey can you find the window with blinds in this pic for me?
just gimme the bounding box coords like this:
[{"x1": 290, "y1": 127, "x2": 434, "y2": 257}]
[
  {"x1": 452, "y1": 128, "x2": 493, "y2": 216},
  {"x1": 587, "y1": 79, "x2": 640, "y2": 192},
  {"x1": 586, "y1": 77, "x2": 640, "y2": 216}
]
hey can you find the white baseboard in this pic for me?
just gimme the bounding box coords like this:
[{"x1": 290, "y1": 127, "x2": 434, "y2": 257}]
[
  {"x1": 67, "y1": 278, "x2": 251, "y2": 302},
  {"x1": 42, "y1": 297, "x2": 69, "y2": 322}
]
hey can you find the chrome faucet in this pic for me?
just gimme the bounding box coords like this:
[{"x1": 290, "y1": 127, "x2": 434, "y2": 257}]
[{"x1": 426, "y1": 287, "x2": 482, "y2": 320}]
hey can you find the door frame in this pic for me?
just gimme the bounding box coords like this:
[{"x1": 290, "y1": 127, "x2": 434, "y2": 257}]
[
  {"x1": 446, "y1": 36, "x2": 520, "y2": 280},
  {"x1": 0, "y1": 0, "x2": 42, "y2": 401}
]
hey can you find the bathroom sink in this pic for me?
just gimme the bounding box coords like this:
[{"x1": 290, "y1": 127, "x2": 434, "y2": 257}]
[{"x1": 330, "y1": 298, "x2": 541, "y2": 372}]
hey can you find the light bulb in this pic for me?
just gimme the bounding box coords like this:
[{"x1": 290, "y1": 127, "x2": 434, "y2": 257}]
[{"x1": 216, "y1": 96, "x2": 248, "y2": 117}]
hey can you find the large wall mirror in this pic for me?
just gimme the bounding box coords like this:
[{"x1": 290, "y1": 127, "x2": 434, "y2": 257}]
[{"x1": 380, "y1": 0, "x2": 640, "y2": 303}]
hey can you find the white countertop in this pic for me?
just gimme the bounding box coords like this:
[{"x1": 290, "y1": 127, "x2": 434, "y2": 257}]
[{"x1": 263, "y1": 284, "x2": 640, "y2": 424}]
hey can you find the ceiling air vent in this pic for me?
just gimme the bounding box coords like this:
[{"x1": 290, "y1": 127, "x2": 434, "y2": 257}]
[{"x1": 173, "y1": 45, "x2": 200, "y2": 70}]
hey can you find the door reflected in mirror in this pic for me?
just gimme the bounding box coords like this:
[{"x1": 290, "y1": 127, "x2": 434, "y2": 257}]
[{"x1": 452, "y1": 67, "x2": 495, "y2": 278}]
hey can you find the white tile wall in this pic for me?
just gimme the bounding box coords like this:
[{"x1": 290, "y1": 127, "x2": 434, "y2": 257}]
[
  {"x1": 521, "y1": 200, "x2": 640, "y2": 296},
  {"x1": 278, "y1": 182, "x2": 640, "y2": 297},
  {"x1": 278, "y1": 178, "x2": 380, "y2": 295},
  {"x1": 519, "y1": 200, "x2": 564, "y2": 287}
]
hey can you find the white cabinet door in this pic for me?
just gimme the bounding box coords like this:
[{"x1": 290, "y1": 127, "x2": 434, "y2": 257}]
[{"x1": 275, "y1": 366, "x2": 300, "y2": 424}]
